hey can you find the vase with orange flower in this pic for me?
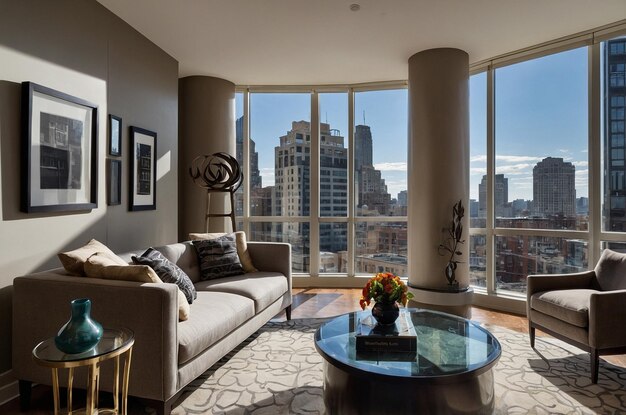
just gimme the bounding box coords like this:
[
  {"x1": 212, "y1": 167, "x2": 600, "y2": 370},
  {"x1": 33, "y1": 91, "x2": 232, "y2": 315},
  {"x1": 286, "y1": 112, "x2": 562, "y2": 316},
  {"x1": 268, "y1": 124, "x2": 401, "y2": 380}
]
[{"x1": 359, "y1": 272, "x2": 414, "y2": 326}]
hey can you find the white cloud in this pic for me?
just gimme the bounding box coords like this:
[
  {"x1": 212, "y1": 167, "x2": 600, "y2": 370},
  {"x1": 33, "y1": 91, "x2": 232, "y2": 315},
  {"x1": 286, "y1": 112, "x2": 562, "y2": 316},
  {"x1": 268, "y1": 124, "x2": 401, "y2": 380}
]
[
  {"x1": 572, "y1": 161, "x2": 589, "y2": 167},
  {"x1": 374, "y1": 162, "x2": 407, "y2": 171},
  {"x1": 471, "y1": 154, "x2": 545, "y2": 163},
  {"x1": 558, "y1": 149, "x2": 570, "y2": 154},
  {"x1": 470, "y1": 167, "x2": 486, "y2": 175},
  {"x1": 497, "y1": 163, "x2": 534, "y2": 175},
  {"x1": 260, "y1": 168, "x2": 275, "y2": 186}
]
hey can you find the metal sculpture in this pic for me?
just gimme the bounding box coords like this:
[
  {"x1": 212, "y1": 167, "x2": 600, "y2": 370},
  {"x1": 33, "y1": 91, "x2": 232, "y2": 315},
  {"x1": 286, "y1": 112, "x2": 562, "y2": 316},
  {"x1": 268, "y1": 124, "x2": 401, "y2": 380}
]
[{"x1": 189, "y1": 152, "x2": 243, "y2": 232}]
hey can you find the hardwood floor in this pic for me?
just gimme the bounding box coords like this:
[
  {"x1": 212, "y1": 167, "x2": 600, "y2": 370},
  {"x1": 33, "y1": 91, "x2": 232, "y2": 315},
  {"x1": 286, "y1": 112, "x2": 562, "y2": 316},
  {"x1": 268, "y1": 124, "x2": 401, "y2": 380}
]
[{"x1": 2, "y1": 288, "x2": 625, "y2": 414}]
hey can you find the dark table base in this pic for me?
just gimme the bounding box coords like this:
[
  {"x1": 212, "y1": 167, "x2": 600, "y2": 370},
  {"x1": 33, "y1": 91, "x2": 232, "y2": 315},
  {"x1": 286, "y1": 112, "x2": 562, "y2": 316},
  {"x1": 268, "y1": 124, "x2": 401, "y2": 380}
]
[{"x1": 322, "y1": 360, "x2": 495, "y2": 415}]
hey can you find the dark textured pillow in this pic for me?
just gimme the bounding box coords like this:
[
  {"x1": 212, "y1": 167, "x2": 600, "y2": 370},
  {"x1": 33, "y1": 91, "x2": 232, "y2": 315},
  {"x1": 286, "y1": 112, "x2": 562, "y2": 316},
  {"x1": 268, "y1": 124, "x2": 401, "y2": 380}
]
[
  {"x1": 193, "y1": 234, "x2": 244, "y2": 280},
  {"x1": 132, "y1": 248, "x2": 197, "y2": 304}
]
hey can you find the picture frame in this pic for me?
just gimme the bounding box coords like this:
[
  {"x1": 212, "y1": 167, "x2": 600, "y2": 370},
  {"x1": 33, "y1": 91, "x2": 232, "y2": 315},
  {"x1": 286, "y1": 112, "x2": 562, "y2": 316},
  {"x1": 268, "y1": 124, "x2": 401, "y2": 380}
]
[
  {"x1": 21, "y1": 82, "x2": 98, "y2": 213},
  {"x1": 109, "y1": 114, "x2": 122, "y2": 156},
  {"x1": 107, "y1": 159, "x2": 122, "y2": 206},
  {"x1": 129, "y1": 126, "x2": 157, "y2": 211}
]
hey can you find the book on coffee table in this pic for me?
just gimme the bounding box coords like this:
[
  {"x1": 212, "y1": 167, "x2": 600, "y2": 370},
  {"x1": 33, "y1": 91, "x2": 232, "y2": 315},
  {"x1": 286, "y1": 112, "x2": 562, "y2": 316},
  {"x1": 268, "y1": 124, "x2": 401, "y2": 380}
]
[{"x1": 355, "y1": 311, "x2": 417, "y2": 354}]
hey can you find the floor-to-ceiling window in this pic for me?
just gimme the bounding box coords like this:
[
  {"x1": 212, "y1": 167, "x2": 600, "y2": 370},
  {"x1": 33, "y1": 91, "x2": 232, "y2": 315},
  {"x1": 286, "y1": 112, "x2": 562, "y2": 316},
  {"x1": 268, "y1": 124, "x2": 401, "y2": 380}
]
[
  {"x1": 236, "y1": 86, "x2": 408, "y2": 281},
  {"x1": 469, "y1": 28, "x2": 626, "y2": 304}
]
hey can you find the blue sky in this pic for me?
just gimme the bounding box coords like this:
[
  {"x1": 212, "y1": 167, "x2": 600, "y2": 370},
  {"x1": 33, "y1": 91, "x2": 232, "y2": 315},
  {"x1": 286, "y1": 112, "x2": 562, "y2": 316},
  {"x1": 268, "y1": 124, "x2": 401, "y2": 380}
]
[
  {"x1": 237, "y1": 45, "x2": 590, "y2": 203},
  {"x1": 471, "y1": 46, "x2": 589, "y2": 201},
  {"x1": 238, "y1": 89, "x2": 408, "y2": 199}
]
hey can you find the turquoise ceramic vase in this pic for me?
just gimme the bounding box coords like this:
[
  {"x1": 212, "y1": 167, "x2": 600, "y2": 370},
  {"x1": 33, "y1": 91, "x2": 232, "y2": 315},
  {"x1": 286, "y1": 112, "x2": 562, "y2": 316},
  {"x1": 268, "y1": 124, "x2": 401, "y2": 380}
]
[{"x1": 54, "y1": 298, "x2": 103, "y2": 354}]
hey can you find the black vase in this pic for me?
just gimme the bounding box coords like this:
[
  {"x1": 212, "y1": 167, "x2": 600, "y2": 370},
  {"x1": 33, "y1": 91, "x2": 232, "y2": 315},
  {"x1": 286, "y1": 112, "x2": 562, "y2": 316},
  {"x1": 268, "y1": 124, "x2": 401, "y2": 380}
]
[{"x1": 371, "y1": 301, "x2": 400, "y2": 326}]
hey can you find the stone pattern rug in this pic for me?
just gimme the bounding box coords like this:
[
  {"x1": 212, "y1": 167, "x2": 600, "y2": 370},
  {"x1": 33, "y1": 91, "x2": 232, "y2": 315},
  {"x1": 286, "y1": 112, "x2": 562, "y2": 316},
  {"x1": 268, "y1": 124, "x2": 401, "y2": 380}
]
[{"x1": 166, "y1": 318, "x2": 626, "y2": 415}]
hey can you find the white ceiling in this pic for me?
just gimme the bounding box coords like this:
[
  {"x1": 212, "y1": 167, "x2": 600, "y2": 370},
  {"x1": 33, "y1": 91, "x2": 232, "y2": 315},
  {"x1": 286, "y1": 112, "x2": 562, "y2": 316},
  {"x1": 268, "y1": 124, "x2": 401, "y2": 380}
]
[{"x1": 97, "y1": 0, "x2": 626, "y2": 85}]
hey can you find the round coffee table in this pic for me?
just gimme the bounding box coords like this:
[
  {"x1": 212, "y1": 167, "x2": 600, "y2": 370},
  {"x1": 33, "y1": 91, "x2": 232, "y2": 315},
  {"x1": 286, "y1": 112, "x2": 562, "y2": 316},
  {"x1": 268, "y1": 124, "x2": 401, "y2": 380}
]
[{"x1": 314, "y1": 308, "x2": 501, "y2": 415}]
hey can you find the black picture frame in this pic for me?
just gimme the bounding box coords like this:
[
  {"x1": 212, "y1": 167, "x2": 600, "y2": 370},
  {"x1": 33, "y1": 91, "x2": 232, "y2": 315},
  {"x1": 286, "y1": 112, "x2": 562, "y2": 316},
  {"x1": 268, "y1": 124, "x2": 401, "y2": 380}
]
[
  {"x1": 107, "y1": 159, "x2": 122, "y2": 206},
  {"x1": 109, "y1": 114, "x2": 122, "y2": 156},
  {"x1": 21, "y1": 82, "x2": 98, "y2": 213},
  {"x1": 129, "y1": 126, "x2": 157, "y2": 211}
]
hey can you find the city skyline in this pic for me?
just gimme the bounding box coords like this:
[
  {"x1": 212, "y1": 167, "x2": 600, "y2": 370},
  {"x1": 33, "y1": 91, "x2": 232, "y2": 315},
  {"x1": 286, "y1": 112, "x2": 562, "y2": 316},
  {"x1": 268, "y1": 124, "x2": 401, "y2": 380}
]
[
  {"x1": 237, "y1": 90, "x2": 408, "y2": 199},
  {"x1": 470, "y1": 46, "x2": 589, "y2": 202}
]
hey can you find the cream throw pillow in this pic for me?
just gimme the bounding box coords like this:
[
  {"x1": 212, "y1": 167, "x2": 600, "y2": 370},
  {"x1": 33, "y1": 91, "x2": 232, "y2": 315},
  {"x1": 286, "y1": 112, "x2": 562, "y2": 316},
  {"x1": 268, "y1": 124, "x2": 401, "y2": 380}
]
[
  {"x1": 189, "y1": 231, "x2": 258, "y2": 273},
  {"x1": 84, "y1": 253, "x2": 190, "y2": 321},
  {"x1": 58, "y1": 239, "x2": 127, "y2": 276}
]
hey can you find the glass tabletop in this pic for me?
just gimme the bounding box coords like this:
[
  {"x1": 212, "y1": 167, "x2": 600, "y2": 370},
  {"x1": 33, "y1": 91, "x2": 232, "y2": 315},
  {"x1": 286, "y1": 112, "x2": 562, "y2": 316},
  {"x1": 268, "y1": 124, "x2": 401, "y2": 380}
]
[
  {"x1": 33, "y1": 327, "x2": 134, "y2": 363},
  {"x1": 314, "y1": 308, "x2": 501, "y2": 379}
]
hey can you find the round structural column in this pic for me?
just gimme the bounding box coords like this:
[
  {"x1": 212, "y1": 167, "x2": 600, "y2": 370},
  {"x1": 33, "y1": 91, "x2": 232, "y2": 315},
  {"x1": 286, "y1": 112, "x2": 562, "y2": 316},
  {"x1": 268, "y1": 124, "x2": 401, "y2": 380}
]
[
  {"x1": 407, "y1": 48, "x2": 472, "y2": 316},
  {"x1": 179, "y1": 76, "x2": 236, "y2": 238}
]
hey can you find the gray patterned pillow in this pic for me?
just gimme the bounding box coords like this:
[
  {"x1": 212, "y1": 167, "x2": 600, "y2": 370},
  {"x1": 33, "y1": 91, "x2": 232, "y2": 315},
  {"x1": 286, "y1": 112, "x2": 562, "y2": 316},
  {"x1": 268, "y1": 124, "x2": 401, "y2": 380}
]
[
  {"x1": 132, "y1": 248, "x2": 197, "y2": 304},
  {"x1": 193, "y1": 234, "x2": 244, "y2": 280}
]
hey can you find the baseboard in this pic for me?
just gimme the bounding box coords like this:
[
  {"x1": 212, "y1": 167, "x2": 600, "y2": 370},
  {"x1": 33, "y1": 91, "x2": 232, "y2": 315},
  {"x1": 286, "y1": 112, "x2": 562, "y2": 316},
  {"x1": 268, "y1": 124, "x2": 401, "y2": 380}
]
[{"x1": 0, "y1": 370, "x2": 18, "y2": 406}]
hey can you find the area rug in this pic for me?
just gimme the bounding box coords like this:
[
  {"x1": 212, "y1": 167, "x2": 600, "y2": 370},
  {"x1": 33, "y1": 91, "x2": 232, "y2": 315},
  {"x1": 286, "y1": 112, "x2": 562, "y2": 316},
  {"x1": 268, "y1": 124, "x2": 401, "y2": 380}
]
[{"x1": 164, "y1": 318, "x2": 626, "y2": 415}]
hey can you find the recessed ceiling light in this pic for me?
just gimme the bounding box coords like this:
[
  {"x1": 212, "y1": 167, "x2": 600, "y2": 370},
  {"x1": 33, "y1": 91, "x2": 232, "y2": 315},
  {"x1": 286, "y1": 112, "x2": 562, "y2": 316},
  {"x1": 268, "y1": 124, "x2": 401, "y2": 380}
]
[{"x1": 350, "y1": 3, "x2": 360, "y2": 12}]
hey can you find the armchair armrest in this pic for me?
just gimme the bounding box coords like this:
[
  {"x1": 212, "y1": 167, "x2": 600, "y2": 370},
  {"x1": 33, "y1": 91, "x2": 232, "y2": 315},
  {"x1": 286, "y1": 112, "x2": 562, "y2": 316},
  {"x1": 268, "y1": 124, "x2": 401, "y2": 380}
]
[
  {"x1": 12, "y1": 272, "x2": 179, "y2": 401},
  {"x1": 589, "y1": 289, "x2": 626, "y2": 348}
]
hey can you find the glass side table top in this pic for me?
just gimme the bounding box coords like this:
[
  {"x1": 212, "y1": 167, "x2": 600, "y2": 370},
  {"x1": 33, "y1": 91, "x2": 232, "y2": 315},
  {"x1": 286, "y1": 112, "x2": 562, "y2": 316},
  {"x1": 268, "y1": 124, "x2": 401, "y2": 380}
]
[
  {"x1": 33, "y1": 327, "x2": 134, "y2": 364},
  {"x1": 314, "y1": 308, "x2": 501, "y2": 379}
]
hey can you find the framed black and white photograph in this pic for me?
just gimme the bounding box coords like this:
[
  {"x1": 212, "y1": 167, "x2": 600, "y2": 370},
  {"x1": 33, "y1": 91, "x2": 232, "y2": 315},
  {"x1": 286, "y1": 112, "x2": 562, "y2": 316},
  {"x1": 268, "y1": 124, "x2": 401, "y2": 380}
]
[
  {"x1": 109, "y1": 114, "x2": 122, "y2": 156},
  {"x1": 107, "y1": 159, "x2": 122, "y2": 206},
  {"x1": 129, "y1": 126, "x2": 157, "y2": 211},
  {"x1": 21, "y1": 82, "x2": 98, "y2": 213}
]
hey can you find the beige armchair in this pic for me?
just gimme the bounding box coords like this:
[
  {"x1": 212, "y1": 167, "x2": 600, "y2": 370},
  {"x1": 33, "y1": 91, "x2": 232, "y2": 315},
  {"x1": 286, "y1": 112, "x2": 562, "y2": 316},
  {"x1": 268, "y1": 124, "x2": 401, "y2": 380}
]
[{"x1": 527, "y1": 249, "x2": 626, "y2": 383}]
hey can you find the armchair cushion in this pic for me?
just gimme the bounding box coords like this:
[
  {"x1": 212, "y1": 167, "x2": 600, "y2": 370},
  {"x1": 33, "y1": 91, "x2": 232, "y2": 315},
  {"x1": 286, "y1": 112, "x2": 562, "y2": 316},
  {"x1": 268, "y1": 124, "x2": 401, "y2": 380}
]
[
  {"x1": 530, "y1": 289, "x2": 596, "y2": 328},
  {"x1": 594, "y1": 249, "x2": 626, "y2": 291}
]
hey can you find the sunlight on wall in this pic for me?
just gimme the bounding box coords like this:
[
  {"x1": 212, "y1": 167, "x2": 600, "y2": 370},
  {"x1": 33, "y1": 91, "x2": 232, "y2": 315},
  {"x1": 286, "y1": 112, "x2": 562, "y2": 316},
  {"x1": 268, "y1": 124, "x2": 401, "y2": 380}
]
[{"x1": 157, "y1": 150, "x2": 171, "y2": 181}]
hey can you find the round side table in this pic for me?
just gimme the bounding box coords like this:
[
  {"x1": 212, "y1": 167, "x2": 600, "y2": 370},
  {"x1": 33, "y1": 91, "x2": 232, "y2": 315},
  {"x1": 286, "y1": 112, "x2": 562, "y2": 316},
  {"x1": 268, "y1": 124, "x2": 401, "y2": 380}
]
[{"x1": 32, "y1": 327, "x2": 134, "y2": 415}]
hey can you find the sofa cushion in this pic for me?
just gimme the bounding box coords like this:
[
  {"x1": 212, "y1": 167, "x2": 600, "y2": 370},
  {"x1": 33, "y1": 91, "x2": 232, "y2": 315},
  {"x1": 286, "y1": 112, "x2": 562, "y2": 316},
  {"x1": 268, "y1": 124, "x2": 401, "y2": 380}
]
[
  {"x1": 193, "y1": 235, "x2": 244, "y2": 280},
  {"x1": 148, "y1": 242, "x2": 202, "y2": 283},
  {"x1": 84, "y1": 254, "x2": 190, "y2": 321},
  {"x1": 132, "y1": 248, "x2": 197, "y2": 304},
  {"x1": 178, "y1": 291, "x2": 255, "y2": 364},
  {"x1": 595, "y1": 249, "x2": 626, "y2": 291},
  {"x1": 530, "y1": 289, "x2": 596, "y2": 328},
  {"x1": 58, "y1": 239, "x2": 126, "y2": 276},
  {"x1": 190, "y1": 231, "x2": 258, "y2": 273},
  {"x1": 194, "y1": 272, "x2": 288, "y2": 313}
]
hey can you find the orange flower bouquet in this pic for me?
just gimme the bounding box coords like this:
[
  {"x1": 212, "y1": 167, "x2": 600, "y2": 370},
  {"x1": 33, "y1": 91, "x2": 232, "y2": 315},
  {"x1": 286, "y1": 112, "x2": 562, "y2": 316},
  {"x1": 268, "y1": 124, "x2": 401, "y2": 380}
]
[{"x1": 359, "y1": 272, "x2": 413, "y2": 309}]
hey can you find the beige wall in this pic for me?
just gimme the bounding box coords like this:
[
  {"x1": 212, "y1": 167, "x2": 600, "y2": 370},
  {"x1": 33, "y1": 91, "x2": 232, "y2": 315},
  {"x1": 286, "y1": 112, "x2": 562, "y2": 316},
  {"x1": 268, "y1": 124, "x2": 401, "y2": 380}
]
[{"x1": 0, "y1": 0, "x2": 179, "y2": 385}]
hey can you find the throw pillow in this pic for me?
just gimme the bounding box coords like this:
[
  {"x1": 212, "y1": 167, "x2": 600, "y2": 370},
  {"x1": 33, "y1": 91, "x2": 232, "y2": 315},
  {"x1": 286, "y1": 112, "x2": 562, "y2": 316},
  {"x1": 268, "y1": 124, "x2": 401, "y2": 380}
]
[
  {"x1": 84, "y1": 253, "x2": 189, "y2": 321},
  {"x1": 192, "y1": 234, "x2": 244, "y2": 280},
  {"x1": 189, "y1": 231, "x2": 258, "y2": 273},
  {"x1": 58, "y1": 239, "x2": 127, "y2": 276},
  {"x1": 132, "y1": 248, "x2": 197, "y2": 304}
]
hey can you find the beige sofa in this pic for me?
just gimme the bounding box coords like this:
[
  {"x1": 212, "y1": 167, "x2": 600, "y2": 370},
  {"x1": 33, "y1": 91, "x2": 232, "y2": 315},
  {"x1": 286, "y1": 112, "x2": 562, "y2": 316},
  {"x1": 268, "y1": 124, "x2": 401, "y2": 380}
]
[{"x1": 12, "y1": 240, "x2": 292, "y2": 414}]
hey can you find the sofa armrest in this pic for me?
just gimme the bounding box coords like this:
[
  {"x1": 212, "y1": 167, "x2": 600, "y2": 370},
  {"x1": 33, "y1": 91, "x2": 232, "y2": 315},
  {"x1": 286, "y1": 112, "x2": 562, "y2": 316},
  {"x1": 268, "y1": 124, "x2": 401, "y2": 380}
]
[
  {"x1": 589, "y1": 289, "x2": 626, "y2": 349},
  {"x1": 247, "y1": 242, "x2": 292, "y2": 292},
  {"x1": 12, "y1": 273, "x2": 179, "y2": 401}
]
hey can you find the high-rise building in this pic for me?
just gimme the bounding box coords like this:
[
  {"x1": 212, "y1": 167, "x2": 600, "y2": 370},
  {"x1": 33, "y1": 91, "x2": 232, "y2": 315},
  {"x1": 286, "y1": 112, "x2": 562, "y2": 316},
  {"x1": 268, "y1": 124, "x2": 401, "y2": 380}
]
[
  {"x1": 478, "y1": 174, "x2": 508, "y2": 217},
  {"x1": 533, "y1": 157, "x2": 576, "y2": 217},
  {"x1": 604, "y1": 38, "x2": 626, "y2": 231},
  {"x1": 355, "y1": 125, "x2": 373, "y2": 170},
  {"x1": 397, "y1": 190, "x2": 408, "y2": 207},
  {"x1": 273, "y1": 121, "x2": 347, "y2": 261},
  {"x1": 235, "y1": 116, "x2": 262, "y2": 189},
  {"x1": 354, "y1": 124, "x2": 391, "y2": 214}
]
